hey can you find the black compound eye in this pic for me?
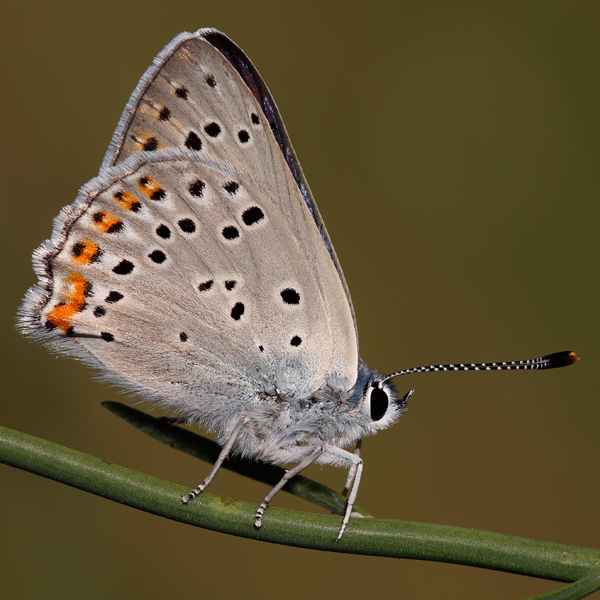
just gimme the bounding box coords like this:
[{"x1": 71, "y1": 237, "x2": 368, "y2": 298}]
[{"x1": 370, "y1": 386, "x2": 389, "y2": 421}]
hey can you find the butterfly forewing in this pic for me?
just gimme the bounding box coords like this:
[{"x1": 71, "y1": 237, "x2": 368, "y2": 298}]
[
  {"x1": 104, "y1": 34, "x2": 319, "y2": 254},
  {"x1": 93, "y1": 31, "x2": 359, "y2": 394}
]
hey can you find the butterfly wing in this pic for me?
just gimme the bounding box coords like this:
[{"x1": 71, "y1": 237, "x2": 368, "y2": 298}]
[
  {"x1": 20, "y1": 31, "x2": 359, "y2": 425},
  {"x1": 102, "y1": 29, "x2": 355, "y2": 333}
]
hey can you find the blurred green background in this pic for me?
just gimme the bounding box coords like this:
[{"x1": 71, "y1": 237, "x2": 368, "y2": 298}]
[{"x1": 1, "y1": 2, "x2": 598, "y2": 599}]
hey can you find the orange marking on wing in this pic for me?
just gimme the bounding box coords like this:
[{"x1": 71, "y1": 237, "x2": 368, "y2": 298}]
[
  {"x1": 92, "y1": 212, "x2": 123, "y2": 234},
  {"x1": 138, "y1": 176, "x2": 163, "y2": 198},
  {"x1": 46, "y1": 273, "x2": 90, "y2": 333},
  {"x1": 72, "y1": 240, "x2": 99, "y2": 266},
  {"x1": 133, "y1": 135, "x2": 159, "y2": 152},
  {"x1": 114, "y1": 191, "x2": 141, "y2": 211}
]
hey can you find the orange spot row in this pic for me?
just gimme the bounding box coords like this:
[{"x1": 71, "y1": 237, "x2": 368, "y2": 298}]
[{"x1": 46, "y1": 273, "x2": 91, "y2": 333}]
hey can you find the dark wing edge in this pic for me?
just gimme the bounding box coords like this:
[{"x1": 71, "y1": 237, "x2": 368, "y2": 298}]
[{"x1": 100, "y1": 28, "x2": 356, "y2": 330}]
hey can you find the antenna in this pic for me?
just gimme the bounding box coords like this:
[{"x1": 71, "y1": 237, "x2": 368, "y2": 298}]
[{"x1": 383, "y1": 351, "x2": 579, "y2": 383}]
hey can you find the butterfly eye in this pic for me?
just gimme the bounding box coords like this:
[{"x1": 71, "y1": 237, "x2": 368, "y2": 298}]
[{"x1": 369, "y1": 386, "x2": 389, "y2": 421}]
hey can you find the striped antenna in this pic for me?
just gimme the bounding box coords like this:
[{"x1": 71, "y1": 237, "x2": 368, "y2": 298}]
[{"x1": 383, "y1": 351, "x2": 579, "y2": 383}]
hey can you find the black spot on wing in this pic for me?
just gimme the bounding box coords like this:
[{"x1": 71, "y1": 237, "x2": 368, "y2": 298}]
[
  {"x1": 105, "y1": 291, "x2": 123, "y2": 303},
  {"x1": 222, "y1": 226, "x2": 239, "y2": 240},
  {"x1": 178, "y1": 219, "x2": 196, "y2": 233},
  {"x1": 113, "y1": 260, "x2": 134, "y2": 275},
  {"x1": 204, "y1": 122, "x2": 221, "y2": 137},
  {"x1": 148, "y1": 250, "x2": 166, "y2": 264},
  {"x1": 189, "y1": 179, "x2": 205, "y2": 197},
  {"x1": 175, "y1": 86, "x2": 188, "y2": 99},
  {"x1": 156, "y1": 224, "x2": 171, "y2": 239},
  {"x1": 224, "y1": 181, "x2": 239, "y2": 195},
  {"x1": 242, "y1": 206, "x2": 264, "y2": 226},
  {"x1": 230, "y1": 302, "x2": 245, "y2": 320},
  {"x1": 142, "y1": 136, "x2": 159, "y2": 151},
  {"x1": 198, "y1": 280, "x2": 214, "y2": 292},
  {"x1": 281, "y1": 288, "x2": 300, "y2": 305},
  {"x1": 185, "y1": 131, "x2": 202, "y2": 151}
]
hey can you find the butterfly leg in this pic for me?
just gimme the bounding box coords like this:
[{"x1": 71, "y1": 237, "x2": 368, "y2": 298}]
[
  {"x1": 254, "y1": 448, "x2": 321, "y2": 529},
  {"x1": 181, "y1": 418, "x2": 245, "y2": 504},
  {"x1": 341, "y1": 438, "x2": 362, "y2": 497},
  {"x1": 320, "y1": 445, "x2": 364, "y2": 541}
]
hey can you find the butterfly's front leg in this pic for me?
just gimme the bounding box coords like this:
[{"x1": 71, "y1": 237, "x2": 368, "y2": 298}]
[
  {"x1": 341, "y1": 438, "x2": 362, "y2": 497},
  {"x1": 319, "y1": 445, "x2": 364, "y2": 541}
]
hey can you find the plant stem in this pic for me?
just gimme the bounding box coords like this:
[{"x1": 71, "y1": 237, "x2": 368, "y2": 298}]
[{"x1": 1, "y1": 423, "x2": 599, "y2": 587}]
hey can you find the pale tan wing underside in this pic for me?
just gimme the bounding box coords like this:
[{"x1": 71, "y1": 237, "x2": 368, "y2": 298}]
[
  {"x1": 35, "y1": 148, "x2": 356, "y2": 414},
  {"x1": 99, "y1": 32, "x2": 358, "y2": 390},
  {"x1": 23, "y1": 31, "x2": 359, "y2": 422}
]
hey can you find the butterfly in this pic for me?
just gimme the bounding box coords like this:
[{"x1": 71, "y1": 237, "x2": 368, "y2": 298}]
[{"x1": 19, "y1": 29, "x2": 578, "y2": 540}]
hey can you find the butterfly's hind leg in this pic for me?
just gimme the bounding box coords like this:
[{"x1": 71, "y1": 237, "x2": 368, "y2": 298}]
[
  {"x1": 181, "y1": 417, "x2": 246, "y2": 504},
  {"x1": 254, "y1": 448, "x2": 322, "y2": 529},
  {"x1": 341, "y1": 438, "x2": 362, "y2": 497}
]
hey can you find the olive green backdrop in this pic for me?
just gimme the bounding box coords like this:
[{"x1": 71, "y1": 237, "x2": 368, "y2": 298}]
[{"x1": 1, "y1": 2, "x2": 598, "y2": 599}]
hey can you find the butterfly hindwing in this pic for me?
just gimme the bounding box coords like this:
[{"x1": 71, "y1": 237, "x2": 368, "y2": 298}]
[{"x1": 24, "y1": 143, "x2": 358, "y2": 418}]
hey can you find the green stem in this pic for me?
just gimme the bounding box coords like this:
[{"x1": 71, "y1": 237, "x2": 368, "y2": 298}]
[
  {"x1": 1, "y1": 423, "x2": 599, "y2": 589},
  {"x1": 530, "y1": 569, "x2": 600, "y2": 600}
]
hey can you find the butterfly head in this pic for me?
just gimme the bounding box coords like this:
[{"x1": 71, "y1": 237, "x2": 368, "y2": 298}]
[{"x1": 348, "y1": 362, "x2": 411, "y2": 438}]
